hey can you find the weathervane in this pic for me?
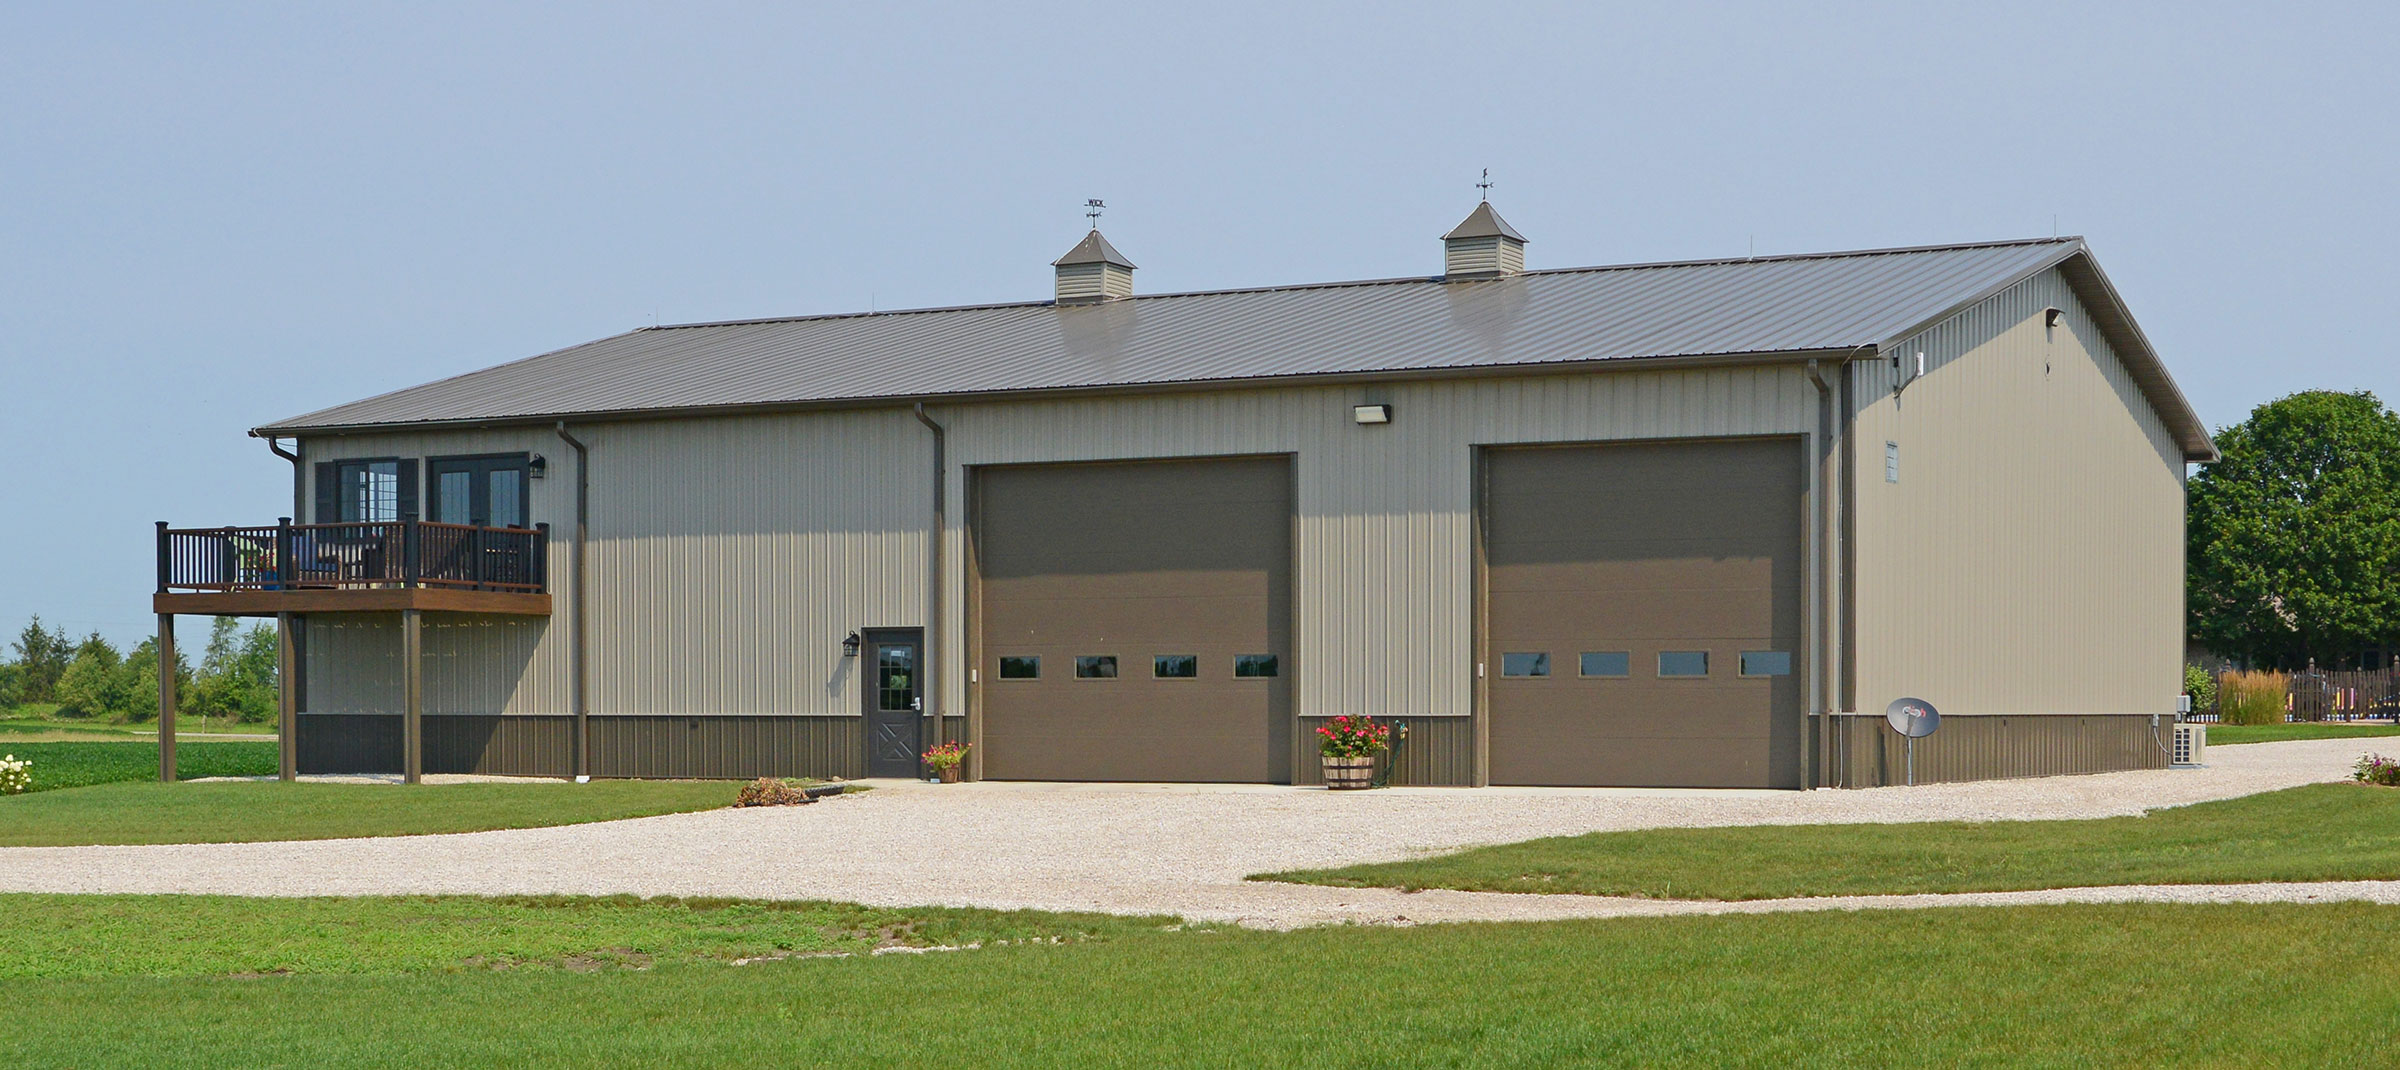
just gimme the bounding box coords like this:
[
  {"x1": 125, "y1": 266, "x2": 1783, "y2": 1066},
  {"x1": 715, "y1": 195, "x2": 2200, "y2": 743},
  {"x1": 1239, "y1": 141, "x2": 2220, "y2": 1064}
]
[
  {"x1": 1084, "y1": 198, "x2": 1106, "y2": 229},
  {"x1": 1477, "y1": 169, "x2": 1492, "y2": 201}
]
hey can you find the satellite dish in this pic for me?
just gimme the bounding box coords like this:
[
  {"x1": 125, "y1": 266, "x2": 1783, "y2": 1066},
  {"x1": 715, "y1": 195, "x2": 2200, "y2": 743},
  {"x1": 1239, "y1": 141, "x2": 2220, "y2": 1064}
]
[{"x1": 1885, "y1": 697, "x2": 1940, "y2": 738}]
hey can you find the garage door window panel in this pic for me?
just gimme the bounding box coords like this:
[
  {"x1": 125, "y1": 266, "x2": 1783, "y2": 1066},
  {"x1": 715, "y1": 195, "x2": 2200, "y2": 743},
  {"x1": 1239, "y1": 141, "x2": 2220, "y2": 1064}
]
[
  {"x1": 1657, "y1": 651, "x2": 1710, "y2": 677},
  {"x1": 1233, "y1": 654, "x2": 1279, "y2": 678},
  {"x1": 1074, "y1": 656, "x2": 1119, "y2": 680},
  {"x1": 1501, "y1": 652, "x2": 1551, "y2": 678},
  {"x1": 1740, "y1": 651, "x2": 1793, "y2": 677},
  {"x1": 997, "y1": 656, "x2": 1040, "y2": 680},
  {"x1": 1579, "y1": 651, "x2": 1630, "y2": 678},
  {"x1": 1153, "y1": 655, "x2": 1198, "y2": 679}
]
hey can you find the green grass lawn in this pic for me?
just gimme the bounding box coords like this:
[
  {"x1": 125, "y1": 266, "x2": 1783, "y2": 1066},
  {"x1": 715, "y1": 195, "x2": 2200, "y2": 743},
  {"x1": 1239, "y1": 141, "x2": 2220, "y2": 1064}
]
[
  {"x1": 0, "y1": 739, "x2": 278, "y2": 792},
  {"x1": 0, "y1": 780, "x2": 744, "y2": 846},
  {"x1": 4, "y1": 895, "x2": 2392, "y2": 1066},
  {"x1": 2205, "y1": 720, "x2": 2400, "y2": 745},
  {"x1": 1261, "y1": 782, "x2": 2400, "y2": 900}
]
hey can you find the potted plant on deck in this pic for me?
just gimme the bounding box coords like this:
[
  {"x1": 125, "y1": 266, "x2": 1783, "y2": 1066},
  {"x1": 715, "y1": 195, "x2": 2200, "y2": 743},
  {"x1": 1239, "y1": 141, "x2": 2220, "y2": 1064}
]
[
  {"x1": 1316, "y1": 714, "x2": 1392, "y2": 790},
  {"x1": 922, "y1": 741, "x2": 971, "y2": 783}
]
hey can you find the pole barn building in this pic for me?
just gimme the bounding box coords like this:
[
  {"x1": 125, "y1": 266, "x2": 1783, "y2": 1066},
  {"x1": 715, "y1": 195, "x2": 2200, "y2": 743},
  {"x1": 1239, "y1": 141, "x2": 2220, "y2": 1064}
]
[{"x1": 160, "y1": 204, "x2": 2216, "y2": 789}]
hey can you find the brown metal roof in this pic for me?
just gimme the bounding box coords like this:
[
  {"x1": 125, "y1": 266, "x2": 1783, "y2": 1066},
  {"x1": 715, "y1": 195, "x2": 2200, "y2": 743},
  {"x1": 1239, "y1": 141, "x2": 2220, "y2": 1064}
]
[
  {"x1": 1051, "y1": 229, "x2": 1136, "y2": 268},
  {"x1": 255, "y1": 235, "x2": 2212, "y2": 459},
  {"x1": 1442, "y1": 202, "x2": 1526, "y2": 242}
]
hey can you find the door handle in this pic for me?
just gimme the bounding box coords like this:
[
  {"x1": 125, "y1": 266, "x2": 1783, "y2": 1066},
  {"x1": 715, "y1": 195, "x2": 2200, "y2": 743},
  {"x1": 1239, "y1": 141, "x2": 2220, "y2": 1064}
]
[{"x1": 911, "y1": 697, "x2": 923, "y2": 711}]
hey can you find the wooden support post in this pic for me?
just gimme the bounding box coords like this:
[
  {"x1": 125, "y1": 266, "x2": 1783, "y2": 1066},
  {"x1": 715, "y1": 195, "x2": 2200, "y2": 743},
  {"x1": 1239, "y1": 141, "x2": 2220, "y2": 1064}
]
[
  {"x1": 402, "y1": 607, "x2": 423, "y2": 785},
  {"x1": 277, "y1": 612, "x2": 298, "y2": 782},
  {"x1": 156, "y1": 613, "x2": 176, "y2": 783}
]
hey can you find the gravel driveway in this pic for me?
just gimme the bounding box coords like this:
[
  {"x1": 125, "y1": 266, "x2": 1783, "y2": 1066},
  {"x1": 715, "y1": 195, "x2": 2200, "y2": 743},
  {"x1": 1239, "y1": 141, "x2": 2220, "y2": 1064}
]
[{"x1": 0, "y1": 737, "x2": 2384, "y2": 928}]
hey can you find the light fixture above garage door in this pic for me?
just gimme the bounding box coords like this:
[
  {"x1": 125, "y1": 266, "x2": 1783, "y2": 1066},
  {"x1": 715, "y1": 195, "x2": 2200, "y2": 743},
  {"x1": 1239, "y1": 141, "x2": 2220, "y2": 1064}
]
[{"x1": 1353, "y1": 404, "x2": 1392, "y2": 425}]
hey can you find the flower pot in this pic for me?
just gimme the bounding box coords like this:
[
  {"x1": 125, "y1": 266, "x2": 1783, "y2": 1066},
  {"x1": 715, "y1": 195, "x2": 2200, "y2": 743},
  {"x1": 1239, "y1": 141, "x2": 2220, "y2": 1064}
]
[
  {"x1": 937, "y1": 765, "x2": 962, "y2": 784},
  {"x1": 1321, "y1": 755, "x2": 1376, "y2": 790}
]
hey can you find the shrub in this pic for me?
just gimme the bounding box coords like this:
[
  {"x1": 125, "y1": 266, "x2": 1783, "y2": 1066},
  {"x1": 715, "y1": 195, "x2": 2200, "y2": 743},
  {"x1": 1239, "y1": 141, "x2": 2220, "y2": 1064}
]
[
  {"x1": 2182, "y1": 664, "x2": 2219, "y2": 714},
  {"x1": 2354, "y1": 753, "x2": 2400, "y2": 787},
  {"x1": 0, "y1": 754, "x2": 27, "y2": 795},
  {"x1": 2218, "y1": 670, "x2": 2290, "y2": 726},
  {"x1": 733, "y1": 777, "x2": 814, "y2": 807}
]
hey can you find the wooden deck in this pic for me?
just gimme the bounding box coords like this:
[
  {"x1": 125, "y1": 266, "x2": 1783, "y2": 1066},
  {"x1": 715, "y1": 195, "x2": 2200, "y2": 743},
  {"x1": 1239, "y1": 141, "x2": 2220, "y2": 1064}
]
[{"x1": 153, "y1": 587, "x2": 551, "y2": 617}]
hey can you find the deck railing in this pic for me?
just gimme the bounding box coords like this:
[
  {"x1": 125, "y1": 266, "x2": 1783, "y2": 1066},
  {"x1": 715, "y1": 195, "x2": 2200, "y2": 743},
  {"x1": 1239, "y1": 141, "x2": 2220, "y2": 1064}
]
[{"x1": 156, "y1": 518, "x2": 549, "y2": 594}]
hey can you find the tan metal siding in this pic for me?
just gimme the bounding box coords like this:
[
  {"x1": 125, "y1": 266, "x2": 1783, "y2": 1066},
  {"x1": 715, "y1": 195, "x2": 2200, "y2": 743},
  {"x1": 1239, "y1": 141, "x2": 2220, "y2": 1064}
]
[
  {"x1": 298, "y1": 369, "x2": 1811, "y2": 745},
  {"x1": 1847, "y1": 268, "x2": 2184, "y2": 719}
]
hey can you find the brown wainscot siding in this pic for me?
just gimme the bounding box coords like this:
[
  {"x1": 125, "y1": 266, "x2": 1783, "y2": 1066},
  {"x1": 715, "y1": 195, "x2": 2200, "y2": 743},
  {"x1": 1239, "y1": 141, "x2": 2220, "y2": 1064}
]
[{"x1": 1823, "y1": 713, "x2": 2167, "y2": 787}]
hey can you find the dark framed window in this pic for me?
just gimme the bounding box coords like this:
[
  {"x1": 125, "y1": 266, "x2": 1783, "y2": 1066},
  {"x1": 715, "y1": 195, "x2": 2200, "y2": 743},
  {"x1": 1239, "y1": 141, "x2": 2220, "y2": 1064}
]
[
  {"x1": 335, "y1": 459, "x2": 402, "y2": 522},
  {"x1": 428, "y1": 453, "x2": 532, "y2": 528},
  {"x1": 997, "y1": 656, "x2": 1040, "y2": 680},
  {"x1": 1074, "y1": 655, "x2": 1118, "y2": 680},
  {"x1": 1579, "y1": 651, "x2": 1630, "y2": 678},
  {"x1": 1234, "y1": 654, "x2": 1279, "y2": 678},
  {"x1": 1501, "y1": 652, "x2": 1550, "y2": 678},
  {"x1": 1658, "y1": 651, "x2": 1710, "y2": 677},
  {"x1": 1740, "y1": 651, "x2": 1793, "y2": 677},
  {"x1": 1153, "y1": 655, "x2": 1197, "y2": 679}
]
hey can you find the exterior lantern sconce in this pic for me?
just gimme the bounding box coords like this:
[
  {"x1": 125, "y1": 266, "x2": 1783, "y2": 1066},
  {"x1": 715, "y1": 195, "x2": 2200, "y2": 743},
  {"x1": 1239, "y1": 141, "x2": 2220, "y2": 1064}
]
[
  {"x1": 527, "y1": 454, "x2": 548, "y2": 479},
  {"x1": 842, "y1": 630, "x2": 862, "y2": 658},
  {"x1": 1353, "y1": 404, "x2": 1392, "y2": 425}
]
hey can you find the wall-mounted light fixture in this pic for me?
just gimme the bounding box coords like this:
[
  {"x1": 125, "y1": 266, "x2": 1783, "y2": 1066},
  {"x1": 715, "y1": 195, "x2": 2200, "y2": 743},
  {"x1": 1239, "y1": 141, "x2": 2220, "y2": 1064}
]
[
  {"x1": 1352, "y1": 404, "x2": 1392, "y2": 425},
  {"x1": 527, "y1": 454, "x2": 548, "y2": 479},
  {"x1": 842, "y1": 630, "x2": 862, "y2": 658},
  {"x1": 2043, "y1": 307, "x2": 2064, "y2": 329}
]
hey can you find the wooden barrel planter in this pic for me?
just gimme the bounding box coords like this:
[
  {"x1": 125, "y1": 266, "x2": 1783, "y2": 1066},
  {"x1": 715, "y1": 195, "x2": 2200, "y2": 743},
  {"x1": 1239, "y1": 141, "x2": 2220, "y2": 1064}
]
[{"x1": 1321, "y1": 756, "x2": 1376, "y2": 790}]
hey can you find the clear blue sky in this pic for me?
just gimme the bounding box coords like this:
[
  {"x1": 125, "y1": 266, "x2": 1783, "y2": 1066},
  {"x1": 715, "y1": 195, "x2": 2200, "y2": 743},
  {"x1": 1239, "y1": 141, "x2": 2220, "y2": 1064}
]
[{"x1": 3, "y1": 2, "x2": 2393, "y2": 647}]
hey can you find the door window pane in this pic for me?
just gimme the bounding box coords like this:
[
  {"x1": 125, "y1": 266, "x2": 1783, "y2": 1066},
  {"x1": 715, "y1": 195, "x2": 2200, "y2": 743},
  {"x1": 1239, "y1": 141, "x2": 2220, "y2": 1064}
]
[
  {"x1": 1153, "y1": 654, "x2": 1197, "y2": 679},
  {"x1": 436, "y1": 471, "x2": 473, "y2": 524},
  {"x1": 877, "y1": 645, "x2": 915, "y2": 711},
  {"x1": 1579, "y1": 651, "x2": 1630, "y2": 678},
  {"x1": 1234, "y1": 654, "x2": 1279, "y2": 678},
  {"x1": 1740, "y1": 651, "x2": 1793, "y2": 677},
  {"x1": 489, "y1": 470, "x2": 524, "y2": 528},
  {"x1": 1074, "y1": 656, "x2": 1118, "y2": 679},
  {"x1": 997, "y1": 656, "x2": 1039, "y2": 680},
  {"x1": 1501, "y1": 652, "x2": 1550, "y2": 677},
  {"x1": 1658, "y1": 651, "x2": 1710, "y2": 677}
]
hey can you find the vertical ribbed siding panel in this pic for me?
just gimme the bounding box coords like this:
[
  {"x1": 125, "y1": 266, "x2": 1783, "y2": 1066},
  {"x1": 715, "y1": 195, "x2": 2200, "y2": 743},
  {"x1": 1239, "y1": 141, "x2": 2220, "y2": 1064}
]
[
  {"x1": 1294, "y1": 716, "x2": 1475, "y2": 785},
  {"x1": 585, "y1": 716, "x2": 862, "y2": 779},
  {"x1": 1847, "y1": 269, "x2": 2184, "y2": 721},
  {"x1": 1825, "y1": 713, "x2": 2165, "y2": 786}
]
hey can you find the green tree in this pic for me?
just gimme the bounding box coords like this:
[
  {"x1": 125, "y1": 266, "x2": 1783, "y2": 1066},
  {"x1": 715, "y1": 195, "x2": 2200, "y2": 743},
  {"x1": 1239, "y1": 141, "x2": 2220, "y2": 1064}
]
[
  {"x1": 122, "y1": 637, "x2": 193, "y2": 723},
  {"x1": 190, "y1": 617, "x2": 277, "y2": 724},
  {"x1": 2187, "y1": 390, "x2": 2400, "y2": 668},
  {"x1": 0, "y1": 662, "x2": 22, "y2": 710},
  {"x1": 10, "y1": 616, "x2": 72, "y2": 705},
  {"x1": 53, "y1": 638, "x2": 127, "y2": 719}
]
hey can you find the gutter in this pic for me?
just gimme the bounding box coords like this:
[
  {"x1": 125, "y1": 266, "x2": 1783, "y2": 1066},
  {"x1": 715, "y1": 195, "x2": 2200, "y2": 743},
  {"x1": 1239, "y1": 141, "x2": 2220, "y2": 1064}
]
[
  {"x1": 911, "y1": 403, "x2": 947, "y2": 775},
  {"x1": 555, "y1": 422, "x2": 592, "y2": 782}
]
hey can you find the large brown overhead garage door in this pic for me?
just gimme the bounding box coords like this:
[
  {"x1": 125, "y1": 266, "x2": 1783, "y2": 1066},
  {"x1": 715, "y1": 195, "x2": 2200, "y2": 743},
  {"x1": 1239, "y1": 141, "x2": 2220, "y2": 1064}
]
[
  {"x1": 1484, "y1": 438, "x2": 1804, "y2": 788},
  {"x1": 974, "y1": 456, "x2": 1293, "y2": 782}
]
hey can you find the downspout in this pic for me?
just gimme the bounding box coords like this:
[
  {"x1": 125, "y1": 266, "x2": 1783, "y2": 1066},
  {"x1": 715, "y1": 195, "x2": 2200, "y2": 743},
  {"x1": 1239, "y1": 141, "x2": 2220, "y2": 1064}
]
[
  {"x1": 911, "y1": 403, "x2": 947, "y2": 771},
  {"x1": 555, "y1": 422, "x2": 591, "y2": 782},
  {"x1": 1806, "y1": 347, "x2": 1872, "y2": 787},
  {"x1": 1804, "y1": 361, "x2": 1829, "y2": 789},
  {"x1": 265, "y1": 437, "x2": 303, "y2": 519}
]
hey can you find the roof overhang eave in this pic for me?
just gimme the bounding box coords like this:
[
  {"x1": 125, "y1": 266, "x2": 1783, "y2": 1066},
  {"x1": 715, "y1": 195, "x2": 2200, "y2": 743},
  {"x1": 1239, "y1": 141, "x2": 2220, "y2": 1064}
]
[{"x1": 247, "y1": 346, "x2": 1872, "y2": 439}]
